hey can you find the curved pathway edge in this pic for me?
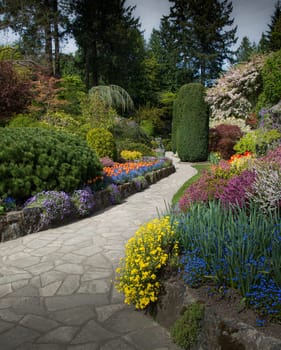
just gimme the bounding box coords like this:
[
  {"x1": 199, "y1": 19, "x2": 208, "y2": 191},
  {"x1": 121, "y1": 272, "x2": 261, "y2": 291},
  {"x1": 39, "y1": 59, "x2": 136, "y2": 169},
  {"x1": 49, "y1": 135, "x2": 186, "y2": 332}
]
[{"x1": 0, "y1": 153, "x2": 197, "y2": 350}]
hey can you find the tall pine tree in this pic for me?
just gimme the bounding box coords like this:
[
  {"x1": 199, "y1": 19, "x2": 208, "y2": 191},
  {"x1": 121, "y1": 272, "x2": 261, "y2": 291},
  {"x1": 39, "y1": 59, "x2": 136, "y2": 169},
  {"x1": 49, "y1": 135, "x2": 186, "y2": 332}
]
[
  {"x1": 0, "y1": 0, "x2": 67, "y2": 76},
  {"x1": 266, "y1": 0, "x2": 281, "y2": 52},
  {"x1": 236, "y1": 36, "x2": 257, "y2": 62},
  {"x1": 163, "y1": 0, "x2": 237, "y2": 86},
  {"x1": 68, "y1": 0, "x2": 146, "y2": 96}
]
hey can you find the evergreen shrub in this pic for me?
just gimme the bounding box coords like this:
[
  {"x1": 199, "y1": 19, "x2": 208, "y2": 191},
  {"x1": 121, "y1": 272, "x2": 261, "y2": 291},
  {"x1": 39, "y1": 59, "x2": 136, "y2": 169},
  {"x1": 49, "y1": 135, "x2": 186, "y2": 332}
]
[
  {"x1": 87, "y1": 127, "x2": 117, "y2": 160},
  {"x1": 257, "y1": 49, "x2": 281, "y2": 109},
  {"x1": 174, "y1": 83, "x2": 209, "y2": 161},
  {"x1": 0, "y1": 128, "x2": 102, "y2": 201}
]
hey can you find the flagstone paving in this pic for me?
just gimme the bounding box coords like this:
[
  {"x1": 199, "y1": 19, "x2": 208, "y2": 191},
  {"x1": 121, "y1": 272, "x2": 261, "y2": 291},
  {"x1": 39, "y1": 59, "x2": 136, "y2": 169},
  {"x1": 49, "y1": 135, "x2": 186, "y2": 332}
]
[{"x1": 0, "y1": 153, "x2": 196, "y2": 349}]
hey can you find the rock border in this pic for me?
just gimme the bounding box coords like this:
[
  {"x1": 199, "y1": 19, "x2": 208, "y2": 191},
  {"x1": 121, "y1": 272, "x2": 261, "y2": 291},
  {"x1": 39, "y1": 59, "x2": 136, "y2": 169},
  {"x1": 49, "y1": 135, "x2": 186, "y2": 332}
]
[
  {"x1": 0, "y1": 165, "x2": 175, "y2": 243},
  {"x1": 155, "y1": 278, "x2": 281, "y2": 350}
]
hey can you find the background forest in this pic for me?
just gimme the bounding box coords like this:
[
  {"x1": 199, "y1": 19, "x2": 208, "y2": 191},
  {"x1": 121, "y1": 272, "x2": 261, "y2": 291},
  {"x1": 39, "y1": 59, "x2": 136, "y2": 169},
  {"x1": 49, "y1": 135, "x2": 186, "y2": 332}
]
[{"x1": 0, "y1": 0, "x2": 280, "y2": 151}]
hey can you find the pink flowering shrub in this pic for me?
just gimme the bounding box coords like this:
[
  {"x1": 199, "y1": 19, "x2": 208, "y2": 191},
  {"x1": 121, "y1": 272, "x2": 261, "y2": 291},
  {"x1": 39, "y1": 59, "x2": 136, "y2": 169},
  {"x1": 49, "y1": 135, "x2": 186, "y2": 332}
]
[
  {"x1": 178, "y1": 171, "x2": 228, "y2": 212},
  {"x1": 260, "y1": 145, "x2": 281, "y2": 167},
  {"x1": 100, "y1": 156, "x2": 114, "y2": 167},
  {"x1": 216, "y1": 170, "x2": 256, "y2": 208}
]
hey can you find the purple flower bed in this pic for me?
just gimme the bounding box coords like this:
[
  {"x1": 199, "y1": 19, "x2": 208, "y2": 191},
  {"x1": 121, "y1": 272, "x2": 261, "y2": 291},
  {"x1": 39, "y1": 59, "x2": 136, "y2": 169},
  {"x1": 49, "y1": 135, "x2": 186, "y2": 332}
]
[{"x1": 216, "y1": 170, "x2": 256, "y2": 208}]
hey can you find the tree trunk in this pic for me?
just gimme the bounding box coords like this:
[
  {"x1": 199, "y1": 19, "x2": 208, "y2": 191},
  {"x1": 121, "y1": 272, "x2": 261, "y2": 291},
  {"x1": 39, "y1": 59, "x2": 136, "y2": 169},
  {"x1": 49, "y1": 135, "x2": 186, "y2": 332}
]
[
  {"x1": 92, "y1": 40, "x2": 98, "y2": 86},
  {"x1": 52, "y1": 0, "x2": 60, "y2": 77},
  {"x1": 85, "y1": 48, "x2": 90, "y2": 90},
  {"x1": 44, "y1": 0, "x2": 53, "y2": 76}
]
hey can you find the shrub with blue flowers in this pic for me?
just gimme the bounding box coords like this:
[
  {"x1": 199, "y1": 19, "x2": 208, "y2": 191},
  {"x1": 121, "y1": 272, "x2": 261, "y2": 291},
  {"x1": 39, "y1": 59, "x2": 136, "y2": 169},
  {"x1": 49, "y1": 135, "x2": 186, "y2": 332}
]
[
  {"x1": 71, "y1": 188, "x2": 95, "y2": 217},
  {"x1": 25, "y1": 191, "x2": 74, "y2": 228},
  {"x1": 107, "y1": 184, "x2": 122, "y2": 204}
]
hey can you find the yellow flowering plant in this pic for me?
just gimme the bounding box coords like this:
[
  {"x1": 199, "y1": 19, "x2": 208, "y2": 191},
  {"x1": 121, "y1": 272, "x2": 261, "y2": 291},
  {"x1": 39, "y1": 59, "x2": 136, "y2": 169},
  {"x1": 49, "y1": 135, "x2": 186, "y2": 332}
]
[
  {"x1": 115, "y1": 216, "x2": 178, "y2": 309},
  {"x1": 120, "y1": 150, "x2": 142, "y2": 161}
]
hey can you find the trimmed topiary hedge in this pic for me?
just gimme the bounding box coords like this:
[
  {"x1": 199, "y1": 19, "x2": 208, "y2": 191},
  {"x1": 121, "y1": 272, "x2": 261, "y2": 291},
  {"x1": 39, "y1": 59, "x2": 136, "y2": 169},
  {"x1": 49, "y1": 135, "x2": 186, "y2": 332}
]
[
  {"x1": 0, "y1": 128, "x2": 102, "y2": 201},
  {"x1": 173, "y1": 83, "x2": 209, "y2": 161}
]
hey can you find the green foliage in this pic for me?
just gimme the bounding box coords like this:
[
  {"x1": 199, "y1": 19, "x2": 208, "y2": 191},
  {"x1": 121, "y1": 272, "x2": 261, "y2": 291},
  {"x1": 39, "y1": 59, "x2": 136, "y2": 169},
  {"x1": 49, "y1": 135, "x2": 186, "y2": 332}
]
[
  {"x1": 117, "y1": 139, "x2": 154, "y2": 157},
  {"x1": 266, "y1": 1, "x2": 281, "y2": 52},
  {"x1": 58, "y1": 75, "x2": 86, "y2": 116},
  {"x1": 135, "y1": 105, "x2": 164, "y2": 136},
  {"x1": 8, "y1": 114, "x2": 42, "y2": 128},
  {"x1": 87, "y1": 128, "x2": 117, "y2": 160},
  {"x1": 89, "y1": 85, "x2": 134, "y2": 114},
  {"x1": 112, "y1": 118, "x2": 151, "y2": 145},
  {"x1": 140, "y1": 119, "x2": 154, "y2": 137},
  {"x1": 175, "y1": 83, "x2": 209, "y2": 161},
  {"x1": 80, "y1": 92, "x2": 116, "y2": 130},
  {"x1": 171, "y1": 303, "x2": 204, "y2": 349},
  {"x1": 0, "y1": 128, "x2": 102, "y2": 201},
  {"x1": 40, "y1": 111, "x2": 82, "y2": 136},
  {"x1": 235, "y1": 36, "x2": 257, "y2": 62},
  {"x1": 233, "y1": 129, "x2": 281, "y2": 156},
  {"x1": 164, "y1": 0, "x2": 237, "y2": 85},
  {"x1": 257, "y1": 49, "x2": 281, "y2": 108},
  {"x1": 208, "y1": 152, "x2": 221, "y2": 165}
]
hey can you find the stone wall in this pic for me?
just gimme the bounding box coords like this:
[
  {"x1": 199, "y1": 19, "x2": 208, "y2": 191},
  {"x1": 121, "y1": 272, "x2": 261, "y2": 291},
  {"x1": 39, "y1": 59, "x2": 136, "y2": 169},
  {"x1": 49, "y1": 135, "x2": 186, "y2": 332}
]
[
  {"x1": 155, "y1": 278, "x2": 281, "y2": 350},
  {"x1": 0, "y1": 165, "x2": 175, "y2": 243}
]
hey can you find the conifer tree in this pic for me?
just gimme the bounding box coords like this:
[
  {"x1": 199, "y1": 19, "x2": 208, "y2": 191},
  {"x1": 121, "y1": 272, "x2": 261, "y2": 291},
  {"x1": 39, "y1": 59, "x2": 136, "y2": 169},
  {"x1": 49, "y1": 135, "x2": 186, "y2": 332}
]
[
  {"x1": 163, "y1": 0, "x2": 237, "y2": 86},
  {"x1": 266, "y1": 0, "x2": 281, "y2": 52},
  {"x1": 236, "y1": 36, "x2": 257, "y2": 62}
]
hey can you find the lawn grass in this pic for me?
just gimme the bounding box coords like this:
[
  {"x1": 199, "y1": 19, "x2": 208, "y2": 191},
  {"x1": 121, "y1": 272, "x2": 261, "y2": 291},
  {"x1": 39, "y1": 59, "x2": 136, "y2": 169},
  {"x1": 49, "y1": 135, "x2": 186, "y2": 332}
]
[{"x1": 172, "y1": 163, "x2": 211, "y2": 206}]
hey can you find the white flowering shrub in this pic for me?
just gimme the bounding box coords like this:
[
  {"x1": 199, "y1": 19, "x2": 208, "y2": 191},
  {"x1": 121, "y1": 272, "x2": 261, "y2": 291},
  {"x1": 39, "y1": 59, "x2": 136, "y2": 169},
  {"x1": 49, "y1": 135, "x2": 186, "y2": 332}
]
[
  {"x1": 247, "y1": 162, "x2": 281, "y2": 213},
  {"x1": 209, "y1": 117, "x2": 251, "y2": 133},
  {"x1": 206, "y1": 55, "x2": 265, "y2": 122}
]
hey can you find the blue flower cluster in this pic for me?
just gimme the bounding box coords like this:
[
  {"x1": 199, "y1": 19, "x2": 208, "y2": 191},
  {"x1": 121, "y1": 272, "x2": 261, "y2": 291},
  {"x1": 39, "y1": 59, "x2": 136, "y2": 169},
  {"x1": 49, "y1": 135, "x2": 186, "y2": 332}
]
[
  {"x1": 180, "y1": 249, "x2": 209, "y2": 287},
  {"x1": 106, "y1": 159, "x2": 165, "y2": 185},
  {"x1": 71, "y1": 188, "x2": 95, "y2": 217},
  {"x1": 25, "y1": 191, "x2": 74, "y2": 228},
  {"x1": 107, "y1": 184, "x2": 122, "y2": 205},
  {"x1": 175, "y1": 202, "x2": 281, "y2": 320}
]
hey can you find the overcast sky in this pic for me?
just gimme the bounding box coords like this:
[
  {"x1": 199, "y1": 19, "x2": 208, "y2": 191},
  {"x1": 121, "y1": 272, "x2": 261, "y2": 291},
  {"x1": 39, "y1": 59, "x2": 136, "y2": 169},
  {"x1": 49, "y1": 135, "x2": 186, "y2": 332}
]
[
  {"x1": 126, "y1": 0, "x2": 277, "y2": 48},
  {"x1": 0, "y1": 0, "x2": 277, "y2": 52}
]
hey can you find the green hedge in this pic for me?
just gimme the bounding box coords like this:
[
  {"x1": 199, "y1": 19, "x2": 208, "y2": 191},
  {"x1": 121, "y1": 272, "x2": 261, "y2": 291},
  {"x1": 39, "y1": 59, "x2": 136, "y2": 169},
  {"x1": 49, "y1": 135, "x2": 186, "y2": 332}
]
[
  {"x1": 0, "y1": 128, "x2": 102, "y2": 201},
  {"x1": 174, "y1": 83, "x2": 209, "y2": 161}
]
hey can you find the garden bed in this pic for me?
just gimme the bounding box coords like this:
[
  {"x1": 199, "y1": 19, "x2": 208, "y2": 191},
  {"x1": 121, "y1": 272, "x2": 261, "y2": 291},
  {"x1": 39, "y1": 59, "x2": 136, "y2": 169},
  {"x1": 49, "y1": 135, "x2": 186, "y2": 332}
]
[{"x1": 0, "y1": 165, "x2": 175, "y2": 243}]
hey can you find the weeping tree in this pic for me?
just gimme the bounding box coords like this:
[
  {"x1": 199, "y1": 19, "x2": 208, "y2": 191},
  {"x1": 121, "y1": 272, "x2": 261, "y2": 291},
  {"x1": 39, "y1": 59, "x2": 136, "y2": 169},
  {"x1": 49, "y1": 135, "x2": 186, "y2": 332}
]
[{"x1": 88, "y1": 84, "x2": 134, "y2": 114}]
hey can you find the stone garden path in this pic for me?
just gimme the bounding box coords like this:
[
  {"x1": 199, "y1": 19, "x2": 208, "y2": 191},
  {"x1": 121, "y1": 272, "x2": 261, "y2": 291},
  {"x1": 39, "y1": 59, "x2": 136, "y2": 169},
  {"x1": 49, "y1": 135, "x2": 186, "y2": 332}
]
[{"x1": 0, "y1": 153, "x2": 197, "y2": 350}]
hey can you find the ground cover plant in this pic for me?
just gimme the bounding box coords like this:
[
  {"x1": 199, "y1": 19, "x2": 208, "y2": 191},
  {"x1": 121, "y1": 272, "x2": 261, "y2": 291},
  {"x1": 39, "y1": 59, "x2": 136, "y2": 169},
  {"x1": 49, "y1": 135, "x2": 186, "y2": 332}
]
[{"x1": 115, "y1": 216, "x2": 179, "y2": 309}]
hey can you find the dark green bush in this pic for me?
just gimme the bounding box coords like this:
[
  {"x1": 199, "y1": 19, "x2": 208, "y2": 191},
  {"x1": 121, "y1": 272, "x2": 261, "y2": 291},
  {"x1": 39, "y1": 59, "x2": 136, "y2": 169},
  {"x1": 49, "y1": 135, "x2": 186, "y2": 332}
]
[
  {"x1": 257, "y1": 49, "x2": 281, "y2": 109},
  {"x1": 116, "y1": 139, "x2": 155, "y2": 157},
  {"x1": 112, "y1": 117, "x2": 150, "y2": 145},
  {"x1": 0, "y1": 128, "x2": 102, "y2": 201},
  {"x1": 174, "y1": 83, "x2": 209, "y2": 161}
]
